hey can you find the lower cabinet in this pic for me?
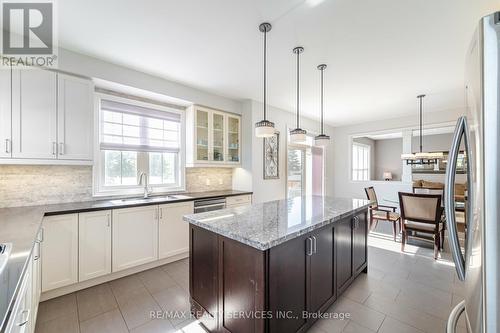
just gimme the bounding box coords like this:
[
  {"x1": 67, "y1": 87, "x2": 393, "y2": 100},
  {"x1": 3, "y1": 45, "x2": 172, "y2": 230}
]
[
  {"x1": 269, "y1": 225, "x2": 335, "y2": 332},
  {"x1": 79, "y1": 210, "x2": 112, "y2": 281},
  {"x1": 159, "y1": 201, "x2": 194, "y2": 259},
  {"x1": 336, "y1": 211, "x2": 368, "y2": 293},
  {"x1": 112, "y1": 206, "x2": 159, "y2": 272},
  {"x1": 352, "y1": 212, "x2": 368, "y2": 274},
  {"x1": 190, "y1": 209, "x2": 368, "y2": 333},
  {"x1": 336, "y1": 218, "x2": 353, "y2": 292},
  {"x1": 41, "y1": 214, "x2": 78, "y2": 292},
  {"x1": 31, "y1": 231, "x2": 42, "y2": 328},
  {"x1": 6, "y1": 256, "x2": 32, "y2": 333},
  {"x1": 309, "y1": 226, "x2": 335, "y2": 313}
]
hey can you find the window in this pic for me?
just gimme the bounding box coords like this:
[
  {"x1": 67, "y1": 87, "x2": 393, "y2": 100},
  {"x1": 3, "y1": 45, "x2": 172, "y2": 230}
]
[
  {"x1": 287, "y1": 133, "x2": 325, "y2": 199},
  {"x1": 94, "y1": 94, "x2": 185, "y2": 196},
  {"x1": 352, "y1": 142, "x2": 370, "y2": 181}
]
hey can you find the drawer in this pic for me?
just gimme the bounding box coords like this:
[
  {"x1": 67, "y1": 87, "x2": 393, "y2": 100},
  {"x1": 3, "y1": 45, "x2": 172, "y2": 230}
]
[{"x1": 226, "y1": 194, "x2": 252, "y2": 206}]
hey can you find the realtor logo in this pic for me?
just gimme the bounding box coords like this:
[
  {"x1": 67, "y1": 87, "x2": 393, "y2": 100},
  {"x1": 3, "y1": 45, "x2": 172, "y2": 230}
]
[{"x1": 1, "y1": 0, "x2": 57, "y2": 68}]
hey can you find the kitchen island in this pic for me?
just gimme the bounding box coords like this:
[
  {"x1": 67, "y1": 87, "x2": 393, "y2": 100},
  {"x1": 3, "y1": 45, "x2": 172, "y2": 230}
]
[{"x1": 183, "y1": 196, "x2": 370, "y2": 333}]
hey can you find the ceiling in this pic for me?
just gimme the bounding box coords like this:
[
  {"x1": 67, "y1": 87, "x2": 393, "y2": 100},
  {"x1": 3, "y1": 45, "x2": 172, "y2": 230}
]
[{"x1": 58, "y1": 0, "x2": 498, "y2": 126}]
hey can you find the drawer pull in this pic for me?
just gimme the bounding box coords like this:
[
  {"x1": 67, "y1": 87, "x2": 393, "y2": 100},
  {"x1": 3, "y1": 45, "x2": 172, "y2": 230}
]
[{"x1": 16, "y1": 309, "x2": 29, "y2": 327}]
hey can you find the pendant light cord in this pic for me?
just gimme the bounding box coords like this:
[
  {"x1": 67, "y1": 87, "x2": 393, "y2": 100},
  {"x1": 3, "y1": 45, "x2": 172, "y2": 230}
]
[
  {"x1": 296, "y1": 50, "x2": 300, "y2": 128},
  {"x1": 419, "y1": 95, "x2": 423, "y2": 153},
  {"x1": 263, "y1": 29, "x2": 267, "y2": 121},
  {"x1": 320, "y1": 68, "x2": 324, "y2": 135}
]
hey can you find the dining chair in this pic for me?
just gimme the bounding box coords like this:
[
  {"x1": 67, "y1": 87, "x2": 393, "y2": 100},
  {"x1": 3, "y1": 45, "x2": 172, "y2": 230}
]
[
  {"x1": 364, "y1": 187, "x2": 401, "y2": 241},
  {"x1": 398, "y1": 192, "x2": 444, "y2": 259}
]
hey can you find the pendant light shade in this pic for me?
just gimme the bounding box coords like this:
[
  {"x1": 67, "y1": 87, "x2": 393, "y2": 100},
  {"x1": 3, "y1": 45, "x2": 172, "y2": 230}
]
[
  {"x1": 290, "y1": 46, "x2": 306, "y2": 144},
  {"x1": 315, "y1": 64, "x2": 330, "y2": 146},
  {"x1": 255, "y1": 22, "x2": 275, "y2": 138}
]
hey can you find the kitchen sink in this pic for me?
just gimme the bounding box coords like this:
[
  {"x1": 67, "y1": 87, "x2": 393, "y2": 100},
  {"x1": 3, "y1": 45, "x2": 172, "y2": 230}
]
[{"x1": 110, "y1": 194, "x2": 192, "y2": 205}]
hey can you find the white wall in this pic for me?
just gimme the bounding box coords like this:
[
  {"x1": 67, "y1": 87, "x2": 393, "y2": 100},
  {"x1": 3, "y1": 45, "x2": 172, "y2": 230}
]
[
  {"x1": 57, "y1": 48, "x2": 241, "y2": 114},
  {"x1": 233, "y1": 100, "x2": 335, "y2": 203},
  {"x1": 331, "y1": 108, "x2": 465, "y2": 202},
  {"x1": 374, "y1": 138, "x2": 403, "y2": 181}
]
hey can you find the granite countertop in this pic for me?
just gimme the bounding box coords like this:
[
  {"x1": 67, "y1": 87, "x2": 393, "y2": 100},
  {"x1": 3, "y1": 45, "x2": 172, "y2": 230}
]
[
  {"x1": 0, "y1": 189, "x2": 251, "y2": 331},
  {"x1": 183, "y1": 196, "x2": 371, "y2": 251}
]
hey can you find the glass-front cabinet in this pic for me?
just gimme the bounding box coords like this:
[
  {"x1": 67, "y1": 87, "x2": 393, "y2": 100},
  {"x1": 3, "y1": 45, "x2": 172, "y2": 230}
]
[
  {"x1": 196, "y1": 109, "x2": 209, "y2": 161},
  {"x1": 186, "y1": 105, "x2": 241, "y2": 166},
  {"x1": 212, "y1": 112, "x2": 225, "y2": 162},
  {"x1": 227, "y1": 115, "x2": 240, "y2": 163}
]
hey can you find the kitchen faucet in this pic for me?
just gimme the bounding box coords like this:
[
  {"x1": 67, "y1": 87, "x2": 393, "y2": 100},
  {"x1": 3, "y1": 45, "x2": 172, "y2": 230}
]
[{"x1": 138, "y1": 172, "x2": 152, "y2": 198}]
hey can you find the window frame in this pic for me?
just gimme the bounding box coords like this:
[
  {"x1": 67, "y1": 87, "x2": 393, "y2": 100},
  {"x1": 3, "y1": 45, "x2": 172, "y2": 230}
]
[
  {"x1": 351, "y1": 142, "x2": 371, "y2": 181},
  {"x1": 93, "y1": 93, "x2": 186, "y2": 197}
]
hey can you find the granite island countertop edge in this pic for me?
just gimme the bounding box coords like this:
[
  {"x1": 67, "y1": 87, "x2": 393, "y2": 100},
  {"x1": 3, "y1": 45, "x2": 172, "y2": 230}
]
[{"x1": 184, "y1": 198, "x2": 371, "y2": 251}]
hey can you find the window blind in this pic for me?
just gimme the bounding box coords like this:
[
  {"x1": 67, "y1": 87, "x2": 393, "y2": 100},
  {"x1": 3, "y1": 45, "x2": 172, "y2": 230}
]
[{"x1": 100, "y1": 99, "x2": 181, "y2": 153}]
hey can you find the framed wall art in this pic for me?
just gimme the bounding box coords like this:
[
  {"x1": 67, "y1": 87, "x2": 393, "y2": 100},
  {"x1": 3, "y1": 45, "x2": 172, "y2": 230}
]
[{"x1": 263, "y1": 132, "x2": 279, "y2": 179}]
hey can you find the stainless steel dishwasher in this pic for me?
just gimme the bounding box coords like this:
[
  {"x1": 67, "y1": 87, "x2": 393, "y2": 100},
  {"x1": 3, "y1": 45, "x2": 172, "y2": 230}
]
[{"x1": 193, "y1": 197, "x2": 226, "y2": 213}]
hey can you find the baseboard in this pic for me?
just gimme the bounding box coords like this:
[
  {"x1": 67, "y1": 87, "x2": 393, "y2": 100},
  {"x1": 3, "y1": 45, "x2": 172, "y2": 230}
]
[{"x1": 40, "y1": 252, "x2": 188, "y2": 301}]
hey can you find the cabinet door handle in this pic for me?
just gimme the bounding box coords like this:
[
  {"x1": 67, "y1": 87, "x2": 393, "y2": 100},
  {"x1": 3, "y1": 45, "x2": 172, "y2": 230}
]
[
  {"x1": 34, "y1": 240, "x2": 40, "y2": 260},
  {"x1": 52, "y1": 142, "x2": 57, "y2": 155},
  {"x1": 39, "y1": 227, "x2": 44, "y2": 242},
  {"x1": 107, "y1": 214, "x2": 110, "y2": 227},
  {"x1": 306, "y1": 237, "x2": 314, "y2": 256},
  {"x1": 59, "y1": 142, "x2": 65, "y2": 155},
  {"x1": 312, "y1": 236, "x2": 317, "y2": 254},
  {"x1": 15, "y1": 309, "x2": 29, "y2": 327},
  {"x1": 4, "y1": 139, "x2": 10, "y2": 153},
  {"x1": 159, "y1": 208, "x2": 163, "y2": 220}
]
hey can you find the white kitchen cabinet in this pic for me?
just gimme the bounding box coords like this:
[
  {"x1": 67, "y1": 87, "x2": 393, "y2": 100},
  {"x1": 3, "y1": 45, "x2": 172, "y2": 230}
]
[
  {"x1": 5, "y1": 258, "x2": 32, "y2": 333},
  {"x1": 112, "y1": 206, "x2": 158, "y2": 272},
  {"x1": 186, "y1": 105, "x2": 241, "y2": 167},
  {"x1": 226, "y1": 114, "x2": 241, "y2": 164},
  {"x1": 11, "y1": 69, "x2": 57, "y2": 159},
  {"x1": 158, "y1": 201, "x2": 194, "y2": 259},
  {"x1": 57, "y1": 74, "x2": 94, "y2": 161},
  {"x1": 0, "y1": 68, "x2": 11, "y2": 159},
  {"x1": 79, "y1": 210, "x2": 112, "y2": 281},
  {"x1": 41, "y1": 214, "x2": 78, "y2": 292},
  {"x1": 30, "y1": 231, "x2": 42, "y2": 328},
  {"x1": 226, "y1": 194, "x2": 252, "y2": 208}
]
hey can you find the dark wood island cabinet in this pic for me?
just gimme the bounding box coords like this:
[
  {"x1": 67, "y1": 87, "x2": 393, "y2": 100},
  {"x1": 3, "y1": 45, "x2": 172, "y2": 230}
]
[{"x1": 184, "y1": 197, "x2": 370, "y2": 333}]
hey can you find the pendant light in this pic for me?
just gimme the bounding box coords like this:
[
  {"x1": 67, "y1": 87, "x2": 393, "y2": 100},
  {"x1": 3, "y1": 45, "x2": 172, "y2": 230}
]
[
  {"x1": 290, "y1": 46, "x2": 307, "y2": 143},
  {"x1": 401, "y1": 94, "x2": 444, "y2": 164},
  {"x1": 255, "y1": 22, "x2": 275, "y2": 138},
  {"x1": 315, "y1": 64, "x2": 330, "y2": 146}
]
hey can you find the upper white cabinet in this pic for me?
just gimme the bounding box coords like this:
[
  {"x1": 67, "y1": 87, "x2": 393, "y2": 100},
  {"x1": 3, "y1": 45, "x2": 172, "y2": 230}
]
[
  {"x1": 41, "y1": 214, "x2": 78, "y2": 292},
  {"x1": 186, "y1": 105, "x2": 241, "y2": 166},
  {"x1": 158, "y1": 201, "x2": 193, "y2": 259},
  {"x1": 79, "y1": 210, "x2": 112, "y2": 281},
  {"x1": 57, "y1": 73, "x2": 94, "y2": 160},
  {"x1": 11, "y1": 69, "x2": 57, "y2": 159},
  {"x1": 112, "y1": 206, "x2": 159, "y2": 272},
  {"x1": 0, "y1": 69, "x2": 11, "y2": 159},
  {"x1": 0, "y1": 67, "x2": 93, "y2": 164}
]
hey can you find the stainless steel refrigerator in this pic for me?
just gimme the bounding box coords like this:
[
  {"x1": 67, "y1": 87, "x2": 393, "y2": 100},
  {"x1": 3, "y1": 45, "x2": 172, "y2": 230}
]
[{"x1": 445, "y1": 11, "x2": 500, "y2": 333}]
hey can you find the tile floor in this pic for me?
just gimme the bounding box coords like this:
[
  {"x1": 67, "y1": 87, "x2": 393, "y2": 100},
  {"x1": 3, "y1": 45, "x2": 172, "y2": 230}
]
[{"x1": 35, "y1": 233, "x2": 467, "y2": 333}]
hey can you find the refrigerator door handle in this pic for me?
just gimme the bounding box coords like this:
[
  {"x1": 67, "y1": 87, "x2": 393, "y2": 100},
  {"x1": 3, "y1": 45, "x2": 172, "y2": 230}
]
[
  {"x1": 445, "y1": 116, "x2": 469, "y2": 281},
  {"x1": 446, "y1": 300, "x2": 466, "y2": 333}
]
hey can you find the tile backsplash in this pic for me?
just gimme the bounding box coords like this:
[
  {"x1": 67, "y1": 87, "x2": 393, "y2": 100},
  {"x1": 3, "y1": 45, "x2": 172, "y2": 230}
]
[{"x1": 0, "y1": 165, "x2": 233, "y2": 208}]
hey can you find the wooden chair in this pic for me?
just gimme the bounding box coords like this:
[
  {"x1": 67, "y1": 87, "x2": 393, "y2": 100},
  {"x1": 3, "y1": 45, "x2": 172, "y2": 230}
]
[
  {"x1": 364, "y1": 187, "x2": 401, "y2": 241},
  {"x1": 398, "y1": 192, "x2": 444, "y2": 259}
]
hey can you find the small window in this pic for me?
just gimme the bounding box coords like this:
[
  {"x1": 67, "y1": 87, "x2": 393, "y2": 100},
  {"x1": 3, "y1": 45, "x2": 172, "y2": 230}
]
[
  {"x1": 352, "y1": 143, "x2": 370, "y2": 181},
  {"x1": 94, "y1": 94, "x2": 185, "y2": 196}
]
